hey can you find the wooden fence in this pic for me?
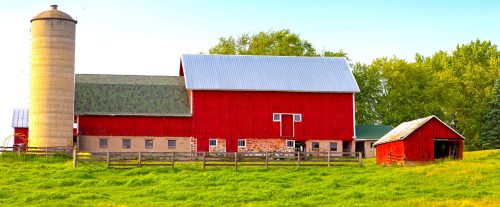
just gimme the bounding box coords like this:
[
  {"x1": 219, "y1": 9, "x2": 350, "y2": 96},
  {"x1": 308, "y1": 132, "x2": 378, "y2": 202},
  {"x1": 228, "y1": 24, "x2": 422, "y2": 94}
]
[
  {"x1": 0, "y1": 146, "x2": 72, "y2": 156},
  {"x1": 75, "y1": 151, "x2": 363, "y2": 169}
]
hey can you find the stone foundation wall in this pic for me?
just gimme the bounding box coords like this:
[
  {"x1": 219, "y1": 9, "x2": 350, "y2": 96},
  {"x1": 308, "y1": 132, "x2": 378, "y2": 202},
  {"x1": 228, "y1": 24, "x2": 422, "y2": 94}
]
[
  {"x1": 209, "y1": 138, "x2": 226, "y2": 152},
  {"x1": 238, "y1": 138, "x2": 293, "y2": 152},
  {"x1": 190, "y1": 137, "x2": 197, "y2": 152}
]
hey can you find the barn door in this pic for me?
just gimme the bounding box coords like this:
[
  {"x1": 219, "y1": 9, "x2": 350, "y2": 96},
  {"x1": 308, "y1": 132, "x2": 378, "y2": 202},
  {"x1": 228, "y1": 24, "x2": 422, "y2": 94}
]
[{"x1": 281, "y1": 114, "x2": 294, "y2": 137}]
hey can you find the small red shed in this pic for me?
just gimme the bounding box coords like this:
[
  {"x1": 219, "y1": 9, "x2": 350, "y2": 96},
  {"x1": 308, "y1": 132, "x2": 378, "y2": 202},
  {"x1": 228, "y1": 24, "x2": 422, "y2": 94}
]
[{"x1": 374, "y1": 115, "x2": 464, "y2": 165}]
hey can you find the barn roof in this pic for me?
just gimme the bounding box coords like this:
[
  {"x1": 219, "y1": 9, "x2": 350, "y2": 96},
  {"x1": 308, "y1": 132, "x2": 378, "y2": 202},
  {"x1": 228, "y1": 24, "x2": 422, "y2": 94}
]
[
  {"x1": 355, "y1": 125, "x2": 394, "y2": 140},
  {"x1": 12, "y1": 108, "x2": 29, "y2": 128},
  {"x1": 75, "y1": 74, "x2": 191, "y2": 116},
  {"x1": 373, "y1": 115, "x2": 465, "y2": 146},
  {"x1": 181, "y1": 54, "x2": 360, "y2": 93}
]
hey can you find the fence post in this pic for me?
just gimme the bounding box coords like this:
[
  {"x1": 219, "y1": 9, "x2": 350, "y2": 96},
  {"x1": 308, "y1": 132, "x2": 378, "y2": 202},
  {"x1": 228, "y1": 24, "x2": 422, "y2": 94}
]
[
  {"x1": 202, "y1": 152, "x2": 206, "y2": 170},
  {"x1": 328, "y1": 151, "x2": 331, "y2": 167},
  {"x1": 106, "y1": 152, "x2": 110, "y2": 168},
  {"x1": 234, "y1": 152, "x2": 238, "y2": 170},
  {"x1": 138, "y1": 152, "x2": 142, "y2": 167},
  {"x1": 265, "y1": 152, "x2": 269, "y2": 169},
  {"x1": 45, "y1": 147, "x2": 48, "y2": 157},
  {"x1": 358, "y1": 152, "x2": 362, "y2": 166},
  {"x1": 297, "y1": 151, "x2": 301, "y2": 167},
  {"x1": 17, "y1": 146, "x2": 21, "y2": 156},
  {"x1": 72, "y1": 147, "x2": 77, "y2": 168},
  {"x1": 171, "y1": 152, "x2": 175, "y2": 170}
]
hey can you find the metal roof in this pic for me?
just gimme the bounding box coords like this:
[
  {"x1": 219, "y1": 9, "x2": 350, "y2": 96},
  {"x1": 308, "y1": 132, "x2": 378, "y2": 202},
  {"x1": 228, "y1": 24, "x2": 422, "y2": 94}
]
[
  {"x1": 355, "y1": 125, "x2": 394, "y2": 140},
  {"x1": 373, "y1": 115, "x2": 465, "y2": 146},
  {"x1": 181, "y1": 54, "x2": 360, "y2": 93},
  {"x1": 12, "y1": 108, "x2": 29, "y2": 128}
]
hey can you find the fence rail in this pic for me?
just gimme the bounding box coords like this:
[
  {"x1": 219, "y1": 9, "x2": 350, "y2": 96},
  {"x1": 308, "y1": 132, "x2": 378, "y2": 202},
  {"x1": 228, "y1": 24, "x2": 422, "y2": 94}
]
[
  {"x1": 0, "y1": 146, "x2": 72, "y2": 156},
  {"x1": 75, "y1": 150, "x2": 363, "y2": 169}
]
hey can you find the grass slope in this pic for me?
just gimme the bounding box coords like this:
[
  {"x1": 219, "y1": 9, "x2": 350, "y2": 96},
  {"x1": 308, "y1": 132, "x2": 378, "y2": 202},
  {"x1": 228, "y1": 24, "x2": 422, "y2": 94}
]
[{"x1": 0, "y1": 150, "x2": 498, "y2": 207}]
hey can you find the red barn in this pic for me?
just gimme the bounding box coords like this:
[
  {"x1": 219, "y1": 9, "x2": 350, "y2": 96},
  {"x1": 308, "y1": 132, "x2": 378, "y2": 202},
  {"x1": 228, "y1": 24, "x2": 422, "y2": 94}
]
[
  {"x1": 12, "y1": 54, "x2": 360, "y2": 153},
  {"x1": 374, "y1": 115, "x2": 465, "y2": 165}
]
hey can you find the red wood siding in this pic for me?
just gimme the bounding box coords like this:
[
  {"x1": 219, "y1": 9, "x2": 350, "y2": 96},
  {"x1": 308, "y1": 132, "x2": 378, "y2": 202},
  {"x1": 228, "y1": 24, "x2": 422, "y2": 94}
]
[
  {"x1": 376, "y1": 141, "x2": 405, "y2": 164},
  {"x1": 376, "y1": 117, "x2": 464, "y2": 164},
  {"x1": 78, "y1": 115, "x2": 192, "y2": 137},
  {"x1": 192, "y1": 91, "x2": 355, "y2": 152},
  {"x1": 14, "y1": 128, "x2": 29, "y2": 145}
]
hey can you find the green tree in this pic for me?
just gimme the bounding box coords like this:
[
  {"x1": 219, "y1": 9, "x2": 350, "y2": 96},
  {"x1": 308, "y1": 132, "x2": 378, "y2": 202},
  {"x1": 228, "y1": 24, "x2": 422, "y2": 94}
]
[
  {"x1": 480, "y1": 77, "x2": 500, "y2": 149},
  {"x1": 352, "y1": 63, "x2": 382, "y2": 124}
]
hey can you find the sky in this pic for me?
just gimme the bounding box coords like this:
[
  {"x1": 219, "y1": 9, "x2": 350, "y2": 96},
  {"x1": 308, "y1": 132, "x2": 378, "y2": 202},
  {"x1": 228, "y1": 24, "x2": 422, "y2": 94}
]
[{"x1": 0, "y1": 0, "x2": 499, "y2": 146}]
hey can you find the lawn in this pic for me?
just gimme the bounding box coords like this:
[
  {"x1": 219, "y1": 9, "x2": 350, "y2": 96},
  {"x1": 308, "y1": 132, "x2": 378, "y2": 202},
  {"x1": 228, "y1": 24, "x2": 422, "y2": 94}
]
[{"x1": 0, "y1": 150, "x2": 498, "y2": 207}]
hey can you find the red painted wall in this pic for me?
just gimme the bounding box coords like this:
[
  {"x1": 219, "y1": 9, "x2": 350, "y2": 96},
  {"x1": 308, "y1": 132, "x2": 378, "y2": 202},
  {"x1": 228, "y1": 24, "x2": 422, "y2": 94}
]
[
  {"x1": 376, "y1": 141, "x2": 405, "y2": 164},
  {"x1": 14, "y1": 128, "x2": 29, "y2": 145},
  {"x1": 376, "y1": 118, "x2": 463, "y2": 164},
  {"x1": 78, "y1": 115, "x2": 192, "y2": 137},
  {"x1": 192, "y1": 91, "x2": 355, "y2": 152}
]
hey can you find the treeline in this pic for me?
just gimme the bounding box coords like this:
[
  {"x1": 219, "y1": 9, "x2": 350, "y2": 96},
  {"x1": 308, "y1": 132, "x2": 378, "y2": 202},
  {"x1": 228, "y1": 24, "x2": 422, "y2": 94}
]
[{"x1": 208, "y1": 29, "x2": 500, "y2": 150}]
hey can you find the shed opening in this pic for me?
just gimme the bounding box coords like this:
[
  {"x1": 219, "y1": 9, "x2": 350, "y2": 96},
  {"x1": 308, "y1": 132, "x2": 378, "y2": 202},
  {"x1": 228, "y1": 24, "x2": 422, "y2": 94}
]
[{"x1": 434, "y1": 140, "x2": 459, "y2": 159}]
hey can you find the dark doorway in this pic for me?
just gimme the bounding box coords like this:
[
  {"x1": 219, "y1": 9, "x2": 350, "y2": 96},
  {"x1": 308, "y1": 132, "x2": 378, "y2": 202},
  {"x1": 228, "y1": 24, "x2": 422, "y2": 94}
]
[
  {"x1": 355, "y1": 141, "x2": 365, "y2": 158},
  {"x1": 295, "y1": 141, "x2": 305, "y2": 152},
  {"x1": 342, "y1": 141, "x2": 351, "y2": 157},
  {"x1": 434, "y1": 140, "x2": 459, "y2": 159}
]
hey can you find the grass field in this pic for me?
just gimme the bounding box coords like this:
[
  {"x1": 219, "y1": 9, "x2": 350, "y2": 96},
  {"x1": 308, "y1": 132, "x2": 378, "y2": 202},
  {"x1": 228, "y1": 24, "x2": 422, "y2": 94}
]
[{"x1": 0, "y1": 150, "x2": 498, "y2": 207}]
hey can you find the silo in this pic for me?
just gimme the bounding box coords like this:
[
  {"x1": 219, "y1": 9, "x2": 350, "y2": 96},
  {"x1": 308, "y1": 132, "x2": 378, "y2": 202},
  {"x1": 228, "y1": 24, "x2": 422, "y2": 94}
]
[{"x1": 29, "y1": 5, "x2": 77, "y2": 147}]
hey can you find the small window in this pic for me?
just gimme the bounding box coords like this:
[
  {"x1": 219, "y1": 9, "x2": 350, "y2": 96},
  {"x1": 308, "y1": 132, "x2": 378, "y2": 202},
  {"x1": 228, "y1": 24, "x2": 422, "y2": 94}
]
[
  {"x1": 145, "y1": 140, "x2": 153, "y2": 149},
  {"x1": 286, "y1": 140, "x2": 295, "y2": 148},
  {"x1": 330, "y1": 142, "x2": 337, "y2": 151},
  {"x1": 168, "y1": 140, "x2": 176, "y2": 149},
  {"x1": 99, "y1": 139, "x2": 108, "y2": 148},
  {"x1": 238, "y1": 139, "x2": 246, "y2": 148},
  {"x1": 122, "y1": 139, "x2": 131, "y2": 149},
  {"x1": 209, "y1": 139, "x2": 217, "y2": 147},
  {"x1": 312, "y1": 142, "x2": 320, "y2": 150},
  {"x1": 294, "y1": 114, "x2": 302, "y2": 122},
  {"x1": 370, "y1": 143, "x2": 374, "y2": 148},
  {"x1": 273, "y1": 113, "x2": 281, "y2": 122}
]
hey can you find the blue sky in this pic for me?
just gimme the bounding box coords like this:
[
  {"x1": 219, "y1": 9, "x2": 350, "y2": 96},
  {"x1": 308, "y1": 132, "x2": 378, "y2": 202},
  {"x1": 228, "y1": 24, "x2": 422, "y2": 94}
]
[{"x1": 0, "y1": 0, "x2": 499, "y2": 144}]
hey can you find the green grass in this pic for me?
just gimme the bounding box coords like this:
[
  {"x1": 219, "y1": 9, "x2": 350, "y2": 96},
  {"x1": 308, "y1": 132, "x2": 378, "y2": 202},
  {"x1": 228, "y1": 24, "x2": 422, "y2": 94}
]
[{"x1": 0, "y1": 150, "x2": 498, "y2": 207}]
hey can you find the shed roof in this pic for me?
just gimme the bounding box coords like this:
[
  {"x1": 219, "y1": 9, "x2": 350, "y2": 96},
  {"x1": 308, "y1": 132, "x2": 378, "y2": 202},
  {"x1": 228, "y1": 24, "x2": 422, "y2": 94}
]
[
  {"x1": 75, "y1": 74, "x2": 191, "y2": 116},
  {"x1": 12, "y1": 108, "x2": 29, "y2": 128},
  {"x1": 181, "y1": 54, "x2": 360, "y2": 93},
  {"x1": 373, "y1": 115, "x2": 465, "y2": 146},
  {"x1": 355, "y1": 125, "x2": 394, "y2": 140}
]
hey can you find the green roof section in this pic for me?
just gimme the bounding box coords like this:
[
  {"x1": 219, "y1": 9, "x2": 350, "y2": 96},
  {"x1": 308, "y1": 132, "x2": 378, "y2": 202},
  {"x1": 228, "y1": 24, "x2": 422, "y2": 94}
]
[
  {"x1": 355, "y1": 125, "x2": 394, "y2": 140},
  {"x1": 75, "y1": 74, "x2": 191, "y2": 116}
]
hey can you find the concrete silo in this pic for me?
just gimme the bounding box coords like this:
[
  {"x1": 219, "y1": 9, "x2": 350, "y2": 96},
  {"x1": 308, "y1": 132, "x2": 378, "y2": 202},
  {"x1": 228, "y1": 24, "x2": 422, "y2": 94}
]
[{"x1": 29, "y1": 5, "x2": 77, "y2": 147}]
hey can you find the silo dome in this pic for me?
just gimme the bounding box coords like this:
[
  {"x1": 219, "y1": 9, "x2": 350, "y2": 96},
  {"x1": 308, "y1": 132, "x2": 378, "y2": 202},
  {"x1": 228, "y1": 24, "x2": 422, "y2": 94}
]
[
  {"x1": 31, "y1": 5, "x2": 77, "y2": 23},
  {"x1": 29, "y1": 5, "x2": 77, "y2": 148}
]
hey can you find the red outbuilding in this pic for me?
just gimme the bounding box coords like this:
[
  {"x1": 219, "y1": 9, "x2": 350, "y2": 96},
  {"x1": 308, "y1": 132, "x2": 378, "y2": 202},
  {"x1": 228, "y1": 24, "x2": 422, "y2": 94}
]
[{"x1": 374, "y1": 115, "x2": 465, "y2": 165}]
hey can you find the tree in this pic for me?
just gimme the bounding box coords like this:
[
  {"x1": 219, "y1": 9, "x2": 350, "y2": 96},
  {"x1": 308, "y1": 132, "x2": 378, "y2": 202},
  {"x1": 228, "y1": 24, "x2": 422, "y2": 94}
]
[
  {"x1": 352, "y1": 63, "x2": 382, "y2": 124},
  {"x1": 208, "y1": 29, "x2": 348, "y2": 58},
  {"x1": 480, "y1": 77, "x2": 500, "y2": 149}
]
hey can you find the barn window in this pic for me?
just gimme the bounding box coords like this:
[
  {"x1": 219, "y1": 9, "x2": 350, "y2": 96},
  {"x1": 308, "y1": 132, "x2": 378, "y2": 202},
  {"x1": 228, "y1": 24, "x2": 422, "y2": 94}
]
[
  {"x1": 99, "y1": 139, "x2": 108, "y2": 148},
  {"x1": 370, "y1": 143, "x2": 374, "y2": 148},
  {"x1": 330, "y1": 142, "x2": 337, "y2": 151},
  {"x1": 209, "y1": 139, "x2": 217, "y2": 147},
  {"x1": 294, "y1": 114, "x2": 302, "y2": 122},
  {"x1": 286, "y1": 140, "x2": 295, "y2": 148},
  {"x1": 312, "y1": 142, "x2": 320, "y2": 150},
  {"x1": 168, "y1": 140, "x2": 176, "y2": 149},
  {"x1": 273, "y1": 113, "x2": 281, "y2": 122},
  {"x1": 145, "y1": 140, "x2": 153, "y2": 149},
  {"x1": 122, "y1": 139, "x2": 131, "y2": 149},
  {"x1": 238, "y1": 139, "x2": 246, "y2": 148}
]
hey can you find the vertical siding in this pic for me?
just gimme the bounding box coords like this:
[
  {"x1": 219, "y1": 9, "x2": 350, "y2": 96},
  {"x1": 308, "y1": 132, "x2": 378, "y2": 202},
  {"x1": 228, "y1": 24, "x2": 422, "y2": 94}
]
[
  {"x1": 376, "y1": 141, "x2": 405, "y2": 164},
  {"x1": 14, "y1": 128, "x2": 29, "y2": 145},
  {"x1": 192, "y1": 91, "x2": 355, "y2": 152},
  {"x1": 78, "y1": 115, "x2": 192, "y2": 137}
]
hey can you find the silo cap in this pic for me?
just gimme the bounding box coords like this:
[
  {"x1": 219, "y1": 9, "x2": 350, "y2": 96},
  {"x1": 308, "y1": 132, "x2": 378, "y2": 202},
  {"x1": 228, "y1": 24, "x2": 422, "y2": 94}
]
[{"x1": 31, "y1": 5, "x2": 77, "y2": 23}]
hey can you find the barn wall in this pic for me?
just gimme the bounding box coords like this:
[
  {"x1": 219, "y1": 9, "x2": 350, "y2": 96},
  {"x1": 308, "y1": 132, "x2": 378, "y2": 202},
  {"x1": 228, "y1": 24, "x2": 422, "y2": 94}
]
[
  {"x1": 192, "y1": 91, "x2": 355, "y2": 152},
  {"x1": 403, "y1": 118, "x2": 463, "y2": 161},
  {"x1": 77, "y1": 115, "x2": 192, "y2": 137},
  {"x1": 79, "y1": 136, "x2": 191, "y2": 152},
  {"x1": 14, "y1": 128, "x2": 29, "y2": 145},
  {"x1": 376, "y1": 141, "x2": 405, "y2": 164}
]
